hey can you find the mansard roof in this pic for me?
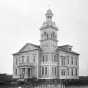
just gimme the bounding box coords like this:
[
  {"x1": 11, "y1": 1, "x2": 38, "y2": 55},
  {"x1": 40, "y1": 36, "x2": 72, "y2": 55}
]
[
  {"x1": 13, "y1": 43, "x2": 40, "y2": 55},
  {"x1": 57, "y1": 45, "x2": 79, "y2": 55}
]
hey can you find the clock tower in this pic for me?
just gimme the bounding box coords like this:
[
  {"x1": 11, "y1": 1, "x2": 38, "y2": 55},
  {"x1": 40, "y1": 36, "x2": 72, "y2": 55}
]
[{"x1": 40, "y1": 9, "x2": 58, "y2": 51}]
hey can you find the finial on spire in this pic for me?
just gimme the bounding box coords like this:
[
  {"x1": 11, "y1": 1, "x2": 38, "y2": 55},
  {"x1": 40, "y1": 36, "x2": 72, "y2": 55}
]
[{"x1": 45, "y1": 9, "x2": 53, "y2": 20}]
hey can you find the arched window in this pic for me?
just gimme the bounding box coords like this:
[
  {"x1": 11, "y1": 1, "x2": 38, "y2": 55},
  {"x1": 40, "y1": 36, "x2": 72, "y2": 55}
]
[
  {"x1": 51, "y1": 32, "x2": 56, "y2": 39},
  {"x1": 71, "y1": 69, "x2": 74, "y2": 76},
  {"x1": 61, "y1": 56, "x2": 65, "y2": 66},
  {"x1": 75, "y1": 68, "x2": 77, "y2": 76},
  {"x1": 46, "y1": 33, "x2": 48, "y2": 39},
  {"x1": 71, "y1": 56, "x2": 74, "y2": 65},
  {"x1": 44, "y1": 32, "x2": 47, "y2": 40},
  {"x1": 44, "y1": 32, "x2": 49, "y2": 40}
]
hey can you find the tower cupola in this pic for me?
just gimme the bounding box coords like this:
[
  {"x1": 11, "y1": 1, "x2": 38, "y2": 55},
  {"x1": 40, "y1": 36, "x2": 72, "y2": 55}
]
[{"x1": 45, "y1": 9, "x2": 53, "y2": 21}]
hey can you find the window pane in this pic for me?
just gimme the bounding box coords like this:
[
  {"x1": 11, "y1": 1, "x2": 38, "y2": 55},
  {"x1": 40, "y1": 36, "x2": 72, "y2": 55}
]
[
  {"x1": 55, "y1": 67, "x2": 57, "y2": 76},
  {"x1": 61, "y1": 56, "x2": 65, "y2": 66},
  {"x1": 67, "y1": 56, "x2": 69, "y2": 64},
  {"x1": 16, "y1": 58, "x2": 17, "y2": 65},
  {"x1": 42, "y1": 67, "x2": 44, "y2": 75},
  {"x1": 71, "y1": 69, "x2": 73, "y2": 76},
  {"x1": 61, "y1": 69, "x2": 65, "y2": 76},
  {"x1": 43, "y1": 56, "x2": 44, "y2": 63},
  {"x1": 15, "y1": 69, "x2": 17, "y2": 75},
  {"x1": 76, "y1": 59, "x2": 77, "y2": 65},
  {"x1": 45, "y1": 67, "x2": 47, "y2": 75},
  {"x1": 71, "y1": 56, "x2": 73, "y2": 65},
  {"x1": 75, "y1": 68, "x2": 77, "y2": 76},
  {"x1": 33, "y1": 55, "x2": 35, "y2": 62}
]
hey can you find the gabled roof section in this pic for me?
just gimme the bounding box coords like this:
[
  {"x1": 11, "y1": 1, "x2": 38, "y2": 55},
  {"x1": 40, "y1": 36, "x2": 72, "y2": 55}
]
[
  {"x1": 13, "y1": 43, "x2": 40, "y2": 55},
  {"x1": 19, "y1": 43, "x2": 40, "y2": 52},
  {"x1": 57, "y1": 45, "x2": 79, "y2": 55}
]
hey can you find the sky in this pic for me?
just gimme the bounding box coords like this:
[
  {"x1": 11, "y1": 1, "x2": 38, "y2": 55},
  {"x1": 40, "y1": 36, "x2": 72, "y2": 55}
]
[{"x1": 0, "y1": 0, "x2": 88, "y2": 76}]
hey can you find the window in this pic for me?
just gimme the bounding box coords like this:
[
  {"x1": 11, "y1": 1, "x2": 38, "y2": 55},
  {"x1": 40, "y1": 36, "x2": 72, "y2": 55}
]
[
  {"x1": 61, "y1": 70, "x2": 65, "y2": 76},
  {"x1": 33, "y1": 55, "x2": 35, "y2": 62},
  {"x1": 41, "y1": 66, "x2": 44, "y2": 76},
  {"x1": 44, "y1": 32, "x2": 48, "y2": 40},
  {"x1": 22, "y1": 68, "x2": 25, "y2": 74},
  {"x1": 52, "y1": 67, "x2": 57, "y2": 76},
  {"x1": 55, "y1": 67, "x2": 57, "y2": 76},
  {"x1": 67, "y1": 56, "x2": 69, "y2": 64},
  {"x1": 75, "y1": 68, "x2": 78, "y2": 76},
  {"x1": 16, "y1": 58, "x2": 17, "y2": 65},
  {"x1": 71, "y1": 69, "x2": 74, "y2": 76},
  {"x1": 15, "y1": 69, "x2": 17, "y2": 75},
  {"x1": 42, "y1": 55, "x2": 48, "y2": 63},
  {"x1": 61, "y1": 56, "x2": 65, "y2": 66},
  {"x1": 52, "y1": 32, "x2": 55, "y2": 39},
  {"x1": 51, "y1": 33, "x2": 53, "y2": 39},
  {"x1": 42, "y1": 56, "x2": 44, "y2": 63},
  {"x1": 22, "y1": 68, "x2": 25, "y2": 78},
  {"x1": 75, "y1": 59, "x2": 77, "y2": 65},
  {"x1": 71, "y1": 56, "x2": 73, "y2": 65},
  {"x1": 46, "y1": 34, "x2": 48, "y2": 39},
  {"x1": 19, "y1": 57, "x2": 21, "y2": 64},
  {"x1": 45, "y1": 67, "x2": 47, "y2": 75},
  {"x1": 22, "y1": 56, "x2": 24, "y2": 64},
  {"x1": 54, "y1": 55, "x2": 57, "y2": 62}
]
